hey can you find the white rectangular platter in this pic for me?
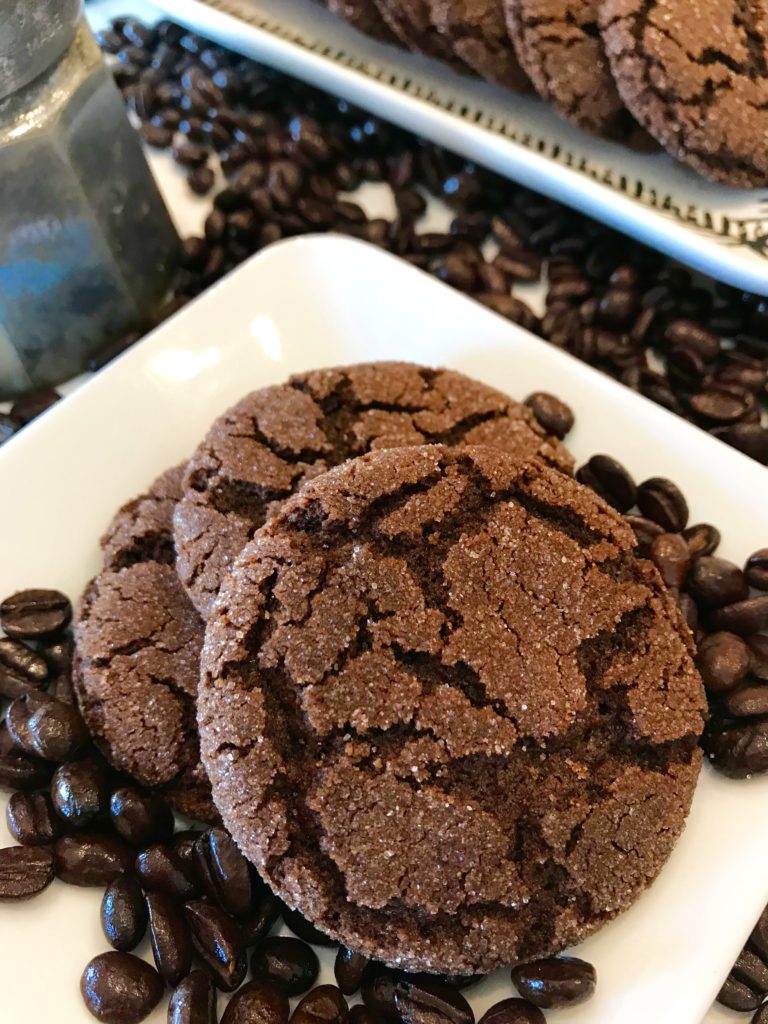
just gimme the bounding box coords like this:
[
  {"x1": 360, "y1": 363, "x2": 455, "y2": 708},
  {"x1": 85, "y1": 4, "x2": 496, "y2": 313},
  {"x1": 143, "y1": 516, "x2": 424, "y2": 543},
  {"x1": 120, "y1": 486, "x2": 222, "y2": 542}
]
[
  {"x1": 132, "y1": 0, "x2": 768, "y2": 295},
  {"x1": 0, "y1": 235, "x2": 766, "y2": 1023}
]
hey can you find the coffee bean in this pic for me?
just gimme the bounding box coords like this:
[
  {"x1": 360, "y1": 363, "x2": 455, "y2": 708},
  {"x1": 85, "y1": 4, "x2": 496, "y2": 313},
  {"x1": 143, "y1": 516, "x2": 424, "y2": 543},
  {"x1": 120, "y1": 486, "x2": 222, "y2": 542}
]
[
  {"x1": 753, "y1": 1002, "x2": 768, "y2": 1023},
  {"x1": 477, "y1": 999, "x2": 545, "y2": 1024},
  {"x1": 636, "y1": 478, "x2": 688, "y2": 532},
  {"x1": 524, "y1": 392, "x2": 574, "y2": 439},
  {"x1": 511, "y1": 956, "x2": 596, "y2": 1009},
  {"x1": 361, "y1": 973, "x2": 400, "y2": 1023},
  {"x1": 252, "y1": 936, "x2": 320, "y2": 996},
  {"x1": 624, "y1": 515, "x2": 665, "y2": 556},
  {"x1": 0, "y1": 845, "x2": 54, "y2": 900},
  {"x1": 474, "y1": 293, "x2": 539, "y2": 331},
  {"x1": 713, "y1": 596, "x2": 768, "y2": 635},
  {"x1": 746, "y1": 549, "x2": 768, "y2": 591},
  {"x1": 0, "y1": 637, "x2": 48, "y2": 685},
  {"x1": 682, "y1": 523, "x2": 721, "y2": 558},
  {"x1": 649, "y1": 533, "x2": 691, "y2": 588},
  {"x1": 714, "y1": 423, "x2": 768, "y2": 464},
  {"x1": 596, "y1": 287, "x2": 639, "y2": 330},
  {"x1": 0, "y1": 750, "x2": 51, "y2": 791},
  {"x1": 667, "y1": 346, "x2": 706, "y2": 390},
  {"x1": 335, "y1": 948, "x2": 371, "y2": 995},
  {"x1": 81, "y1": 952, "x2": 164, "y2": 1024},
  {"x1": 10, "y1": 693, "x2": 87, "y2": 761},
  {"x1": 169, "y1": 970, "x2": 218, "y2": 1024},
  {"x1": 663, "y1": 320, "x2": 720, "y2": 362},
  {"x1": 242, "y1": 886, "x2": 281, "y2": 945},
  {"x1": 55, "y1": 834, "x2": 134, "y2": 885},
  {"x1": 186, "y1": 899, "x2": 248, "y2": 991},
  {"x1": 282, "y1": 905, "x2": 336, "y2": 946},
  {"x1": 717, "y1": 973, "x2": 761, "y2": 1012},
  {"x1": 6, "y1": 789, "x2": 60, "y2": 845},
  {"x1": 51, "y1": 757, "x2": 108, "y2": 826},
  {"x1": 696, "y1": 632, "x2": 751, "y2": 693},
  {"x1": 750, "y1": 903, "x2": 768, "y2": 961},
  {"x1": 171, "y1": 829, "x2": 202, "y2": 874},
  {"x1": 702, "y1": 717, "x2": 768, "y2": 777},
  {"x1": 750, "y1": 635, "x2": 768, "y2": 681},
  {"x1": 349, "y1": 1008, "x2": 375, "y2": 1024},
  {"x1": 109, "y1": 788, "x2": 174, "y2": 847},
  {"x1": 493, "y1": 249, "x2": 541, "y2": 282},
  {"x1": 137, "y1": 844, "x2": 197, "y2": 899},
  {"x1": 733, "y1": 948, "x2": 768, "y2": 993},
  {"x1": 147, "y1": 890, "x2": 193, "y2": 985},
  {"x1": 292, "y1": 985, "x2": 349, "y2": 1024},
  {"x1": 189, "y1": 166, "x2": 216, "y2": 195},
  {"x1": 222, "y1": 978, "x2": 290, "y2": 1024},
  {"x1": 0, "y1": 589, "x2": 71, "y2": 639},
  {"x1": 193, "y1": 828, "x2": 252, "y2": 917},
  {"x1": 690, "y1": 386, "x2": 753, "y2": 424},
  {"x1": 394, "y1": 980, "x2": 474, "y2": 1024},
  {"x1": 688, "y1": 556, "x2": 749, "y2": 608},
  {"x1": 102, "y1": 876, "x2": 148, "y2": 952},
  {"x1": 725, "y1": 684, "x2": 768, "y2": 718},
  {"x1": 5, "y1": 690, "x2": 50, "y2": 750},
  {"x1": 10, "y1": 387, "x2": 61, "y2": 424},
  {"x1": 576, "y1": 454, "x2": 636, "y2": 512}
]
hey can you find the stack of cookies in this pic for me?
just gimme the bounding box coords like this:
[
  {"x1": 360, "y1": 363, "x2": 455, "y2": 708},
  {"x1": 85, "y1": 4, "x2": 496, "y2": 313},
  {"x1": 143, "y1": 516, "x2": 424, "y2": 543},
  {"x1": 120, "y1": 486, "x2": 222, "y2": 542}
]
[
  {"x1": 73, "y1": 361, "x2": 706, "y2": 972},
  {"x1": 325, "y1": 0, "x2": 768, "y2": 189}
]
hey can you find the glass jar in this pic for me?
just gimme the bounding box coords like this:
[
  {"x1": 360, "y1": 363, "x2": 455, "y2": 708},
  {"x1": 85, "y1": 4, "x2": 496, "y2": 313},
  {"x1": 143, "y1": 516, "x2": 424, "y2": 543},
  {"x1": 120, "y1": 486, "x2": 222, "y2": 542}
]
[{"x1": 0, "y1": 1, "x2": 179, "y2": 397}]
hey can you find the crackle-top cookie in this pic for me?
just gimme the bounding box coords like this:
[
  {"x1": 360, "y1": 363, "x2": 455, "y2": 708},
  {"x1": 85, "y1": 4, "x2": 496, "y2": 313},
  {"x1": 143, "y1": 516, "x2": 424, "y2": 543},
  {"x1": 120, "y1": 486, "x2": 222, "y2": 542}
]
[
  {"x1": 429, "y1": 0, "x2": 531, "y2": 90},
  {"x1": 372, "y1": 0, "x2": 472, "y2": 68},
  {"x1": 198, "y1": 445, "x2": 705, "y2": 973},
  {"x1": 600, "y1": 0, "x2": 768, "y2": 186},
  {"x1": 173, "y1": 362, "x2": 573, "y2": 620},
  {"x1": 75, "y1": 468, "x2": 217, "y2": 823}
]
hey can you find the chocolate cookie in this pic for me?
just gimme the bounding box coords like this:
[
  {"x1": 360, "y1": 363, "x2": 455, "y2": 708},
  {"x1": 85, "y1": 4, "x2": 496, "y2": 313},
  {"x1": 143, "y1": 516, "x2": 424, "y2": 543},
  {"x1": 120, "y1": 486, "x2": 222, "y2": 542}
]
[
  {"x1": 428, "y1": 0, "x2": 531, "y2": 90},
  {"x1": 600, "y1": 0, "x2": 768, "y2": 186},
  {"x1": 198, "y1": 445, "x2": 705, "y2": 973},
  {"x1": 372, "y1": 0, "x2": 472, "y2": 68},
  {"x1": 173, "y1": 362, "x2": 573, "y2": 620},
  {"x1": 505, "y1": 0, "x2": 633, "y2": 136},
  {"x1": 326, "y1": 0, "x2": 397, "y2": 41},
  {"x1": 75, "y1": 469, "x2": 216, "y2": 823}
]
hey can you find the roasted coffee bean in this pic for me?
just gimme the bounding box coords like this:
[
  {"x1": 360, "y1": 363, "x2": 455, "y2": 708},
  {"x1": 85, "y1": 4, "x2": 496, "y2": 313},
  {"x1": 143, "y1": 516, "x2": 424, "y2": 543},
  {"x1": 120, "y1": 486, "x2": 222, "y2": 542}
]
[
  {"x1": 101, "y1": 876, "x2": 148, "y2": 952},
  {"x1": 193, "y1": 828, "x2": 252, "y2": 917},
  {"x1": 690, "y1": 386, "x2": 753, "y2": 424},
  {"x1": 0, "y1": 750, "x2": 50, "y2": 791},
  {"x1": 733, "y1": 948, "x2": 768, "y2": 993},
  {"x1": 252, "y1": 936, "x2": 320, "y2": 996},
  {"x1": 676, "y1": 591, "x2": 699, "y2": 631},
  {"x1": 714, "y1": 423, "x2": 768, "y2": 464},
  {"x1": 0, "y1": 637, "x2": 48, "y2": 685},
  {"x1": 55, "y1": 834, "x2": 134, "y2": 885},
  {"x1": 596, "y1": 287, "x2": 639, "y2": 330},
  {"x1": 10, "y1": 387, "x2": 61, "y2": 424},
  {"x1": 172, "y1": 829, "x2": 202, "y2": 874},
  {"x1": 282, "y1": 905, "x2": 336, "y2": 946},
  {"x1": 713, "y1": 596, "x2": 768, "y2": 635},
  {"x1": 753, "y1": 1003, "x2": 768, "y2": 1024},
  {"x1": 649, "y1": 533, "x2": 691, "y2": 588},
  {"x1": 476, "y1": 262, "x2": 509, "y2": 294},
  {"x1": 636, "y1": 478, "x2": 688, "y2": 532},
  {"x1": 8, "y1": 692, "x2": 87, "y2": 761},
  {"x1": 334, "y1": 200, "x2": 366, "y2": 224},
  {"x1": 291, "y1": 986, "x2": 349, "y2": 1024},
  {"x1": 81, "y1": 952, "x2": 164, "y2": 1024},
  {"x1": 667, "y1": 346, "x2": 706, "y2": 390},
  {"x1": 335, "y1": 947, "x2": 371, "y2": 995},
  {"x1": 0, "y1": 589, "x2": 71, "y2": 639},
  {"x1": 395, "y1": 188, "x2": 427, "y2": 219},
  {"x1": 746, "y1": 549, "x2": 768, "y2": 591},
  {"x1": 189, "y1": 166, "x2": 216, "y2": 195},
  {"x1": 493, "y1": 249, "x2": 541, "y2": 282},
  {"x1": 696, "y1": 632, "x2": 751, "y2": 693},
  {"x1": 474, "y1": 293, "x2": 539, "y2": 331},
  {"x1": 136, "y1": 844, "x2": 197, "y2": 899},
  {"x1": 524, "y1": 392, "x2": 574, "y2": 439},
  {"x1": 702, "y1": 717, "x2": 768, "y2": 777},
  {"x1": 717, "y1": 973, "x2": 761, "y2": 1012},
  {"x1": 142, "y1": 123, "x2": 173, "y2": 149},
  {"x1": 663, "y1": 320, "x2": 720, "y2": 362},
  {"x1": 688, "y1": 556, "x2": 749, "y2": 608},
  {"x1": 749, "y1": 635, "x2": 768, "y2": 681},
  {"x1": 6, "y1": 790, "x2": 60, "y2": 845},
  {"x1": 51, "y1": 757, "x2": 108, "y2": 826},
  {"x1": 169, "y1": 970, "x2": 218, "y2": 1024},
  {"x1": 348, "y1": 1008, "x2": 375, "y2": 1024},
  {"x1": 109, "y1": 787, "x2": 174, "y2": 847},
  {"x1": 436, "y1": 253, "x2": 477, "y2": 292},
  {"x1": 511, "y1": 956, "x2": 596, "y2": 1009},
  {"x1": 682, "y1": 523, "x2": 721, "y2": 558},
  {"x1": 576, "y1": 454, "x2": 636, "y2": 512},
  {"x1": 394, "y1": 980, "x2": 474, "y2": 1024},
  {"x1": 222, "y1": 978, "x2": 290, "y2": 1024},
  {"x1": 147, "y1": 890, "x2": 193, "y2": 985},
  {"x1": 477, "y1": 999, "x2": 545, "y2": 1024},
  {"x1": 242, "y1": 886, "x2": 281, "y2": 945},
  {"x1": 750, "y1": 903, "x2": 768, "y2": 961},
  {"x1": 725, "y1": 683, "x2": 768, "y2": 717},
  {"x1": 624, "y1": 515, "x2": 665, "y2": 556},
  {"x1": 361, "y1": 973, "x2": 400, "y2": 1024},
  {"x1": 0, "y1": 845, "x2": 54, "y2": 900},
  {"x1": 186, "y1": 899, "x2": 248, "y2": 991}
]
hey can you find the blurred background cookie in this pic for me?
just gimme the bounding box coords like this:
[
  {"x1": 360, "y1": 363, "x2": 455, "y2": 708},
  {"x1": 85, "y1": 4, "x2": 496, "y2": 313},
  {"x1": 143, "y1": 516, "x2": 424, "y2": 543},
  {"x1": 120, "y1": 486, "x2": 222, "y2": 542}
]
[
  {"x1": 428, "y1": 0, "x2": 531, "y2": 90},
  {"x1": 372, "y1": 0, "x2": 473, "y2": 69}
]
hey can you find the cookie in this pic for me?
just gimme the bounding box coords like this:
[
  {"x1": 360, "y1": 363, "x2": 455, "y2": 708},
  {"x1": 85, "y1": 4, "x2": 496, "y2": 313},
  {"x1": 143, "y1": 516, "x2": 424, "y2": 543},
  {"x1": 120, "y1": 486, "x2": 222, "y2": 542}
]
[
  {"x1": 75, "y1": 469, "x2": 217, "y2": 823},
  {"x1": 504, "y1": 0, "x2": 634, "y2": 136},
  {"x1": 173, "y1": 361, "x2": 573, "y2": 620},
  {"x1": 326, "y1": 0, "x2": 397, "y2": 41},
  {"x1": 372, "y1": 0, "x2": 472, "y2": 68},
  {"x1": 198, "y1": 445, "x2": 705, "y2": 973},
  {"x1": 428, "y1": 0, "x2": 531, "y2": 90},
  {"x1": 600, "y1": 0, "x2": 768, "y2": 187}
]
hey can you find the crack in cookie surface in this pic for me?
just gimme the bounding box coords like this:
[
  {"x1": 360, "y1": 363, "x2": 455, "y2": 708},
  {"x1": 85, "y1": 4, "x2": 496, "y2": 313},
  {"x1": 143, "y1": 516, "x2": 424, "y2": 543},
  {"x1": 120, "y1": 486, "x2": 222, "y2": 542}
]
[{"x1": 198, "y1": 445, "x2": 705, "y2": 973}]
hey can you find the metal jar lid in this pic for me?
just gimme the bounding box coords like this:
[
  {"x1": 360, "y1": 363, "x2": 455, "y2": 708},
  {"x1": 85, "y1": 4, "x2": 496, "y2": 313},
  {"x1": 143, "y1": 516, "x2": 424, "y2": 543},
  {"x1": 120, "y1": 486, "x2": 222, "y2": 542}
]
[{"x1": 0, "y1": 0, "x2": 82, "y2": 101}]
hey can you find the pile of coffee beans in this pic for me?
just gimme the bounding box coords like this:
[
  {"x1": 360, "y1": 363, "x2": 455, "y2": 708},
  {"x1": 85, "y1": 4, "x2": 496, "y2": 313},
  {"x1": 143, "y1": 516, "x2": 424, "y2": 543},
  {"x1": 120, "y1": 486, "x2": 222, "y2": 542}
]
[
  {"x1": 76, "y1": 16, "x2": 765, "y2": 469},
  {"x1": 0, "y1": 583, "x2": 595, "y2": 1019}
]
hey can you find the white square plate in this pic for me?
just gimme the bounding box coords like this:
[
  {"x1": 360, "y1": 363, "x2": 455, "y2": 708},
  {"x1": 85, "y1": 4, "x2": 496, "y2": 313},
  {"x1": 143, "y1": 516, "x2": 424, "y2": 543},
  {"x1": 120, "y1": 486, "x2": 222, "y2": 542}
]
[{"x1": 1, "y1": 235, "x2": 766, "y2": 1024}]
